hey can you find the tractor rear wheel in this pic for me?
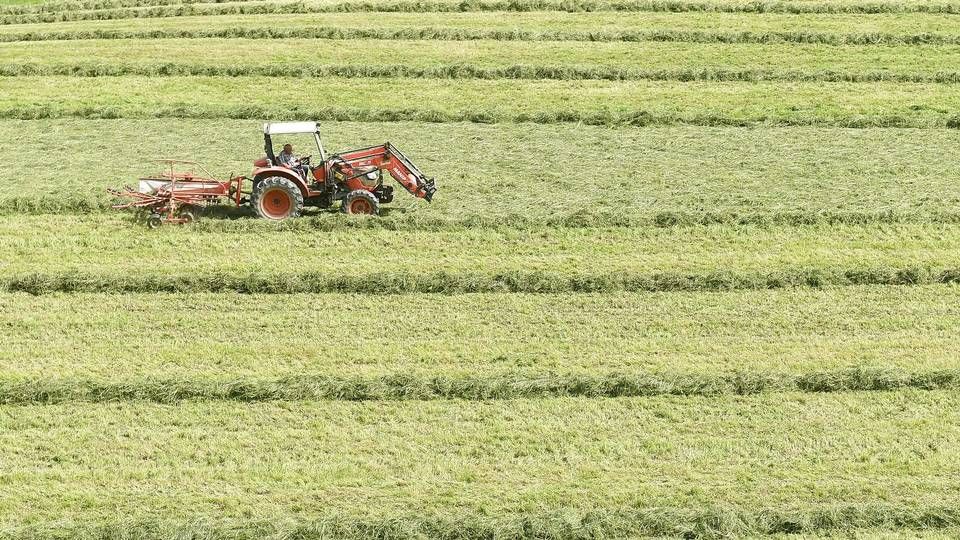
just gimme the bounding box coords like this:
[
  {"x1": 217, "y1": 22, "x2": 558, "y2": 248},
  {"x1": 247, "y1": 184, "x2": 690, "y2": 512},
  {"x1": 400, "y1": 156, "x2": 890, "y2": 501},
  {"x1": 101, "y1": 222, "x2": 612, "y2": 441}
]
[
  {"x1": 252, "y1": 177, "x2": 303, "y2": 220},
  {"x1": 341, "y1": 190, "x2": 380, "y2": 216}
]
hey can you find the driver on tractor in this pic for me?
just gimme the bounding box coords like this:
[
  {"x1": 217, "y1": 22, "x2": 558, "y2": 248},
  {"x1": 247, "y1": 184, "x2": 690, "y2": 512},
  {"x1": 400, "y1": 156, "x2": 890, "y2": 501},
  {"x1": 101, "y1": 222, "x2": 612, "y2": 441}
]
[{"x1": 277, "y1": 143, "x2": 309, "y2": 180}]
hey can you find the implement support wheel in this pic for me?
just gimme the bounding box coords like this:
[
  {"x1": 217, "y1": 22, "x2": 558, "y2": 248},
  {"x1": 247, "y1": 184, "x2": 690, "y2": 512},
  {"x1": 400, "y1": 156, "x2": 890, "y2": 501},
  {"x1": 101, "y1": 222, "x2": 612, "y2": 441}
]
[
  {"x1": 176, "y1": 205, "x2": 198, "y2": 224},
  {"x1": 342, "y1": 189, "x2": 380, "y2": 216},
  {"x1": 252, "y1": 177, "x2": 304, "y2": 220}
]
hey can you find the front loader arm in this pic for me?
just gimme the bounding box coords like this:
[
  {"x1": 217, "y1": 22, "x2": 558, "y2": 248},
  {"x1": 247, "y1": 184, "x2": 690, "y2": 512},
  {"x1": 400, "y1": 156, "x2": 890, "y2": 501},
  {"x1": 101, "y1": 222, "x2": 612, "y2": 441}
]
[{"x1": 331, "y1": 142, "x2": 437, "y2": 201}]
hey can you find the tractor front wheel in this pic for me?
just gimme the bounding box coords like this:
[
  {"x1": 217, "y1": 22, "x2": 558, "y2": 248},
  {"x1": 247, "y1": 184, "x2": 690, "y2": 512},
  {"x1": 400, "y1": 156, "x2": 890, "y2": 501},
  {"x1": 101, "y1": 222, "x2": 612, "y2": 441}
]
[
  {"x1": 341, "y1": 190, "x2": 380, "y2": 216},
  {"x1": 252, "y1": 177, "x2": 304, "y2": 221}
]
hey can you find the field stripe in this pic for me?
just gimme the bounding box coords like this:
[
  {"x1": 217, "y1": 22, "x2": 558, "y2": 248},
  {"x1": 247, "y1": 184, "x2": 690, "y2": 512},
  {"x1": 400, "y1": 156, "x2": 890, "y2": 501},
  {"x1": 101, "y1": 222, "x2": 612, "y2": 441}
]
[
  {"x1": 8, "y1": 200, "x2": 960, "y2": 228},
  {"x1": 5, "y1": 222, "x2": 960, "y2": 292},
  {"x1": 1, "y1": 368, "x2": 958, "y2": 404},
  {"x1": 4, "y1": 0, "x2": 960, "y2": 25},
  {"x1": 6, "y1": 507, "x2": 960, "y2": 540},
  {"x1": 5, "y1": 75, "x2": 960, "y2": 128},
  {"x1": 5, "y1": 27, "x2": 960, "y2": 45},
  {"x1": 5, "y1": 75, "x2": 960, "y2": 129},
  {"x1": 7, "y1": 287, "x2": 958, "y2": 382},
  {"x1": 8, "y1": 39, "x2": 960, "y2": 82},
  {"x1": 1, "y1": 104, "x2": 955, "y2": 128},
  {"x1": 5, "y1": 267, "x2": 959, "y2": 294},
  {"x1": 7, "y1": 63, "x2": 960, "y2": 84},
  {"x1": 2, "y1": 11, "x2": 957, "y2": 42},
  {"x1": 3, "y1": 393, "x2": 960, "y2": 537},
  {"x1": 0, "y1": 0, "x2": 220, "y2": 15},
  {"x1": 1, "y1": 0, "x2": 955, "y2": 15}
]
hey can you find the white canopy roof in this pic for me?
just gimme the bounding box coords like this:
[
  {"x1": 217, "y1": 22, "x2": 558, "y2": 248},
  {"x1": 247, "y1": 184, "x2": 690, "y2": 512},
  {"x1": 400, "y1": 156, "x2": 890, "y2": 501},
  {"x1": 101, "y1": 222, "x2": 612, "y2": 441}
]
[{"x1": 263, "y1": 121, "x2": 318, "y2": 135}]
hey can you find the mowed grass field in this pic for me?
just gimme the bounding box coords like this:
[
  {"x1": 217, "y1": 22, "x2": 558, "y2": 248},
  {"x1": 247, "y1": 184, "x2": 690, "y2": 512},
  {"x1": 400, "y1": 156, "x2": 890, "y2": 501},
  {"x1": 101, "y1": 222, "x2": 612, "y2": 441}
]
[{"x1": 3, "y1": 0, "x2": 960, "y2": 538}]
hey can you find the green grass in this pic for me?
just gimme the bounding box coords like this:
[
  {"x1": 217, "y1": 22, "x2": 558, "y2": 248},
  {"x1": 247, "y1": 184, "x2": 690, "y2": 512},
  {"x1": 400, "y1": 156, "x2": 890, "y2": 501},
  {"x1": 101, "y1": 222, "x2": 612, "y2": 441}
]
[
  {"x1": 3, "y1": 10, "x2": 959, "y2": 37},
  {"x1": 2, "y1": 76, "x2": 960, "y2": 128},
  {"x1": 1, "y1": 0, "x2": 958, "y2": 534},
  {"x1": 3, "y1": 0, "x2": 960, "y2": 25},
  {"x1": 797, "y1": 533, "x2": 960, "y2": 539},
  {"x1": 4, "y1": 218, "x2": 960, "y2": 294},
  {"x1": 0, "y1": 0, "x2": 48, "y2": 5},
  {"x1": 0, "y1": 0, "x2": 218, "y2": 12},
  {"x1": 4, "y1": 120, "x2": 960, "y2": 226},
  {"x1": 2, "y1": 392, "x2": 960, "y2": 538},
  {"x1": 1, "y1": 286, "x2": 960, "y2": 402},
  {"x1": 3, "y1": 11, "x2": 960, "y2": 43},
  {"x1": 4, "y1": 38, "x2": 960, "y2": 83}
]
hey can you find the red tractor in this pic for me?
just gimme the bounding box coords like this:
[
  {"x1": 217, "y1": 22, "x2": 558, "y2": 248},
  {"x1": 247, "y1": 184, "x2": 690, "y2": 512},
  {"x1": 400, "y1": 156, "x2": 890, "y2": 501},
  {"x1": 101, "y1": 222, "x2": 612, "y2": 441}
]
[
  {"x1": 110, "y1": 121, "x2": 437, "y2": 226},
  {"x1": 250, "y1": 121, "x2": 436, "y2": 219}
]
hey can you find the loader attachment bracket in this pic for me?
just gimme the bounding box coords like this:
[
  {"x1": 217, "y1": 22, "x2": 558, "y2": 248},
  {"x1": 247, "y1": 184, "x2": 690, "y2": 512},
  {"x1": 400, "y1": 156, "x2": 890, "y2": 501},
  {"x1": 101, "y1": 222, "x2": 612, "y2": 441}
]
[{"x1": 330, "y1": 142, "x2": 438, "y2": 202}]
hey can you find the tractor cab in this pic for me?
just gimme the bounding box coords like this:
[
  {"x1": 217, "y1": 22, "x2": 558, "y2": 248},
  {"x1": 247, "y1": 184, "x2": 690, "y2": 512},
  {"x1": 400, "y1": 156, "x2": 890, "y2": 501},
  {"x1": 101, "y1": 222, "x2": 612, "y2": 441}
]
[{"x1": 256, "y1": 121, "x2": 327, "y2": 182}]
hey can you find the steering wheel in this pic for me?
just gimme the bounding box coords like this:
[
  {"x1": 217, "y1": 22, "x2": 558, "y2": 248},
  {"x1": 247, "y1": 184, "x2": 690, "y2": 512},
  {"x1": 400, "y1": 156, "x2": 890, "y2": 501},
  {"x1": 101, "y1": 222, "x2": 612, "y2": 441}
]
[{"x1": 299, "y1": 155, "x2": 312, "y2": 166}]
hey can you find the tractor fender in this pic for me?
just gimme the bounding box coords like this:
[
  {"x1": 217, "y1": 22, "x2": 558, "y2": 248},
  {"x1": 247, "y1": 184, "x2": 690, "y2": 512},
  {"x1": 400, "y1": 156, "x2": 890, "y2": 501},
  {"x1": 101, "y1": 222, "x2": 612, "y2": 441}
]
[{"x1": 251, "y1": 167, "x2": 310, "y2": 198}]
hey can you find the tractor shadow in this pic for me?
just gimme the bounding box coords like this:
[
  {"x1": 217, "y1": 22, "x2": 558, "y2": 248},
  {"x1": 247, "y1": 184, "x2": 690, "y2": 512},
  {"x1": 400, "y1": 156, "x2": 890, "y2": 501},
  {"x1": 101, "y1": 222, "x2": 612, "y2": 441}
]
[
  {"x1": 125, "y1": 204, "x2": 407, "y2": 228},
  {"x1": 199, "y1": 204, "x2": 408, "y2": 220}
]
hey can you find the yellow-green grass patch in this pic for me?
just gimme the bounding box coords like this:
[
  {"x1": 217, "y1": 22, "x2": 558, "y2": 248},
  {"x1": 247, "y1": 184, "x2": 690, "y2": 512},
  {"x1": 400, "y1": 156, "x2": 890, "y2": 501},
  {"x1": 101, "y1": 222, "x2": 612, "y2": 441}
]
[{"x1": 2, "y1": 392, "x2": 960, "y2": 537}]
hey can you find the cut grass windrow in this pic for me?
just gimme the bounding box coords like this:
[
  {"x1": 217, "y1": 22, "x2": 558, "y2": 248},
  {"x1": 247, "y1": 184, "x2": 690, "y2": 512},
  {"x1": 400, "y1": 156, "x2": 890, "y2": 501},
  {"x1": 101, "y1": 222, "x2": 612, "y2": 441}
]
[
  {"x1": 11, "y1": 200, "x2": 960, "y2": 229},
  {"x1": 2, "y1": 392, "x2": 960, "y2": 537},
  {"x1": 0, "y1": 0, "x2": 220, "y2": 15},
  {"x1": 5, "y1": 121, "x2": 960, "y2": 226},
  {"x1": 1, "y1": 368, "x2": 958, "y2": 404},
  {"x1": 8, "y1": 26, "x2": 960, "y2": 45},
  {"x1": 4, "y1": 0, "x2": 960, "y2": 25},
  {"x1": 4, "y1": 76, "x2": 960, "y2": 129},
  {"x1": 6, "y1": 266, "x2": 960, "y2": 294},
  {"x1": 6, "y1": 38, "x2": 960, "y2": 83},
  {"x1": 0, "y1": 0, "x2": 954, "y2": 15},
  {"x1": 7, "y1": 62, "x2": 960, "y2": 84},
  {"x1": 5, "y1": 101, "x2": 958, "y2": 129},
  {"x1": 6, "y1": 287, "x2": 960, "y2": 382},
  {"x1": 3, "y1": 11, "x2": 958, "y2": 43},
  {"x1": 7, "y1": 285, "x2": 960, "y2": 380},
  {"x1": 5, "y1": 220, "x2": 960, "y2": 294},
  {"x1": 0, "y1": 0, "x2": 45, "y2": 7},
  {"x1": 5, "y1": 505, "x2": 960, "y2": 540}
]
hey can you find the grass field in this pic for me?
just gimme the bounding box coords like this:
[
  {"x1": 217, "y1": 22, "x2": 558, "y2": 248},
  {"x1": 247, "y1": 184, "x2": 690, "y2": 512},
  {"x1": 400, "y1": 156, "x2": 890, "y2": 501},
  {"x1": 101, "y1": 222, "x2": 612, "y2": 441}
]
[
  {"x1": 4, "y1": 11, "x2": 960, "y2": 43},
  {"x1": 2, "y1": 286, "x2": 960, "y2": 402},
  {"x1": 3, "y1": 76, "x2": 960, "y2": 128},
  {"x1": 3, "y1": 0, "x2": 960, "y2": 25},
  {"x1": 6, "y1": 220, "x2": 960, "y2": 292},
  {"x1": 3, "y1": 392, "x2": 960, "y2": 538},
  {"x1": 2, "y1": 0, "x2": 960, "y2": 537},
  {"x1": 6, "y1": 38, "x2": 960, "y2": 81}
]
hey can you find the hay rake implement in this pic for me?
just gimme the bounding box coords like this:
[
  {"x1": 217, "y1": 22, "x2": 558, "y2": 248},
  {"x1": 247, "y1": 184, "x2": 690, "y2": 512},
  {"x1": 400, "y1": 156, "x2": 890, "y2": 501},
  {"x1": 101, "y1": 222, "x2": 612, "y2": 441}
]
[{"x1": 109, "y1": 159, "x2": 245, "y2": 228}]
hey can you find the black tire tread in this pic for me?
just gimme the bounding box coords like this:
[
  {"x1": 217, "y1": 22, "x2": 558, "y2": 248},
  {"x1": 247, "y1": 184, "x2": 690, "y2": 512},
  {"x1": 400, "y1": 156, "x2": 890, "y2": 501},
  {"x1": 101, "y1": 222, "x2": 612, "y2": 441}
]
[
  {"x1": 251, "y1": 176, "x2": 304, "y2": 220},
  {"x1": 341, "y1": 189, "x2": 380, "y2": 215}
]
